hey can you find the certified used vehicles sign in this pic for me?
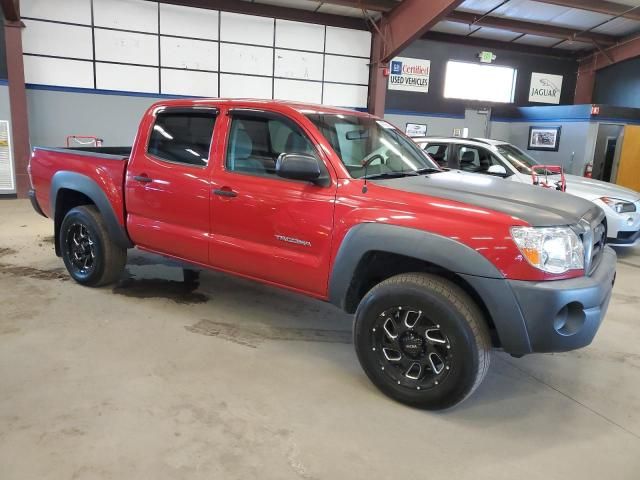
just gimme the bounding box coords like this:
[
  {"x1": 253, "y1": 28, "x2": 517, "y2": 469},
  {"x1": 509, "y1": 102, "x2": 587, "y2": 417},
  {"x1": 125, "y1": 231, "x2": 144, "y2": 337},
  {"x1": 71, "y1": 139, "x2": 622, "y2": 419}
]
[{"x1": 388, "y1": 57, "x2": 431, "y2": 93}]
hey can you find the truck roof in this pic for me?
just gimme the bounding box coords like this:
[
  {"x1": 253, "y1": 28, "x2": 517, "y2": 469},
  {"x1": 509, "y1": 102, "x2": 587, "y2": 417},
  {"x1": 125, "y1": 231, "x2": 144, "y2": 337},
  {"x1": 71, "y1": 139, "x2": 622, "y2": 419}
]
[{"x1": 152, "y1": 98, "x2": 370, "y2": 117}]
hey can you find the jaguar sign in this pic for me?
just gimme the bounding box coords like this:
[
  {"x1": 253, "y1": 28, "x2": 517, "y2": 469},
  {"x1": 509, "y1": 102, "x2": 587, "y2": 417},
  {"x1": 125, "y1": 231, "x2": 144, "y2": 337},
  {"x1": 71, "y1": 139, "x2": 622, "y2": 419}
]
[{"x1": 529, "y1": 72, "x2": 563, "y2": 104}]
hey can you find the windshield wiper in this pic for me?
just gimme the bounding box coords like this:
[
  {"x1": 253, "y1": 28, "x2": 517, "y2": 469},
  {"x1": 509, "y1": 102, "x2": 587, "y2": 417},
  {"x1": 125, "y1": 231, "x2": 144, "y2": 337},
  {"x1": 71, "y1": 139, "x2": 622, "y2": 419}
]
[{"x1": 361, "y1": 171, "x2": 419, "y2": 180}]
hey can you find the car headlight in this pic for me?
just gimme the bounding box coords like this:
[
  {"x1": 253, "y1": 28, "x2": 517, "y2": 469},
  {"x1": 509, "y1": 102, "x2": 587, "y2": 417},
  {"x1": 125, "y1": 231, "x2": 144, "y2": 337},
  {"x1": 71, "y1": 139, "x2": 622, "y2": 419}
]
[
  {"x1": 600, "y1": 197, "x2": 636, "y2": 214},
  {"x1": 511, "y1": 226, "x2": 584, "y2": 274}
]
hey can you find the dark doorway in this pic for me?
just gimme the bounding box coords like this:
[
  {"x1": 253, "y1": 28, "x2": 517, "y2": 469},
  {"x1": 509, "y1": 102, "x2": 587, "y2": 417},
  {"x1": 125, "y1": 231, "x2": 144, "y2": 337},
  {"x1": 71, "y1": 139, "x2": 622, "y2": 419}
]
[{"x1": 602, "y1": 138, "x2": 617, "y2": 183}]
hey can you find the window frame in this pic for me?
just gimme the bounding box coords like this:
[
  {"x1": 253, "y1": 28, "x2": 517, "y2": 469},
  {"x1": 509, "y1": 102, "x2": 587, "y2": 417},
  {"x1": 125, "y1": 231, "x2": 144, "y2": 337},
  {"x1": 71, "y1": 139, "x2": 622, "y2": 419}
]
[
  {"x1": 146, "y1": 106, "x2": 219, "y2": 169},
  {"x1": 224, "y1": 108, "x2": 329, "y2": 184}
]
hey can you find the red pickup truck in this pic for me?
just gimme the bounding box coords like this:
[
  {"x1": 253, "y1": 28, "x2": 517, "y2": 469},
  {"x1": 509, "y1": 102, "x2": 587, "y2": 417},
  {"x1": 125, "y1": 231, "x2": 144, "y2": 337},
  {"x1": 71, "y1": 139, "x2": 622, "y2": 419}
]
[{"x1": 28, "y1": 99, "x2": 616, "y2": 410}]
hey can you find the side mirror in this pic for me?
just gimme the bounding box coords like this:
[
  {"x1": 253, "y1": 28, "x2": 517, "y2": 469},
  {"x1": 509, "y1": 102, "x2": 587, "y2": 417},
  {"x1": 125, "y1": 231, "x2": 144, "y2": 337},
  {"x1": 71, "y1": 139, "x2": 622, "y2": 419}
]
[
  {"x1": 276, "y1": 153, "x2": 321, "y2": 183},
  {"x1": 487, "y1": 164, "x2": 508, "y2": 177}
]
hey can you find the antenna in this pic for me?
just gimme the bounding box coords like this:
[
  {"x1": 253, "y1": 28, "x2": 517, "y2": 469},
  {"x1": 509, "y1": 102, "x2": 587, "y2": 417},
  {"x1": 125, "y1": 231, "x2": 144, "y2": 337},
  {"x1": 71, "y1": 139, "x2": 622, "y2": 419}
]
[{"x1": 362, "y1": 156, "x2": 376, "y2": 194}]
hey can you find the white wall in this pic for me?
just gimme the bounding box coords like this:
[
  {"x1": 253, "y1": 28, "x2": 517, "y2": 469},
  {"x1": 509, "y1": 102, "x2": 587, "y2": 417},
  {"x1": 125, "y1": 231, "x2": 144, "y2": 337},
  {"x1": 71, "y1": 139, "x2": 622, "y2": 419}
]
[
  {"x1": 19, "y1": 0, "x2": 371, "y2": 108},
  {"x1": 384, "y1": 113, "x2": 465, "y2": 137}
]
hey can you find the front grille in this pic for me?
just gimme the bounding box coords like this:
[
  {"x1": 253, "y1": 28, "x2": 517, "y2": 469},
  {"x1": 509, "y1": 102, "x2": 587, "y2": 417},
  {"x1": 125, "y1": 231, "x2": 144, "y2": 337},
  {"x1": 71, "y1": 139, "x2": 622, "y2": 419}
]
[{"x1": 578, "y1": 210, "x2": 606, "y2": 276}]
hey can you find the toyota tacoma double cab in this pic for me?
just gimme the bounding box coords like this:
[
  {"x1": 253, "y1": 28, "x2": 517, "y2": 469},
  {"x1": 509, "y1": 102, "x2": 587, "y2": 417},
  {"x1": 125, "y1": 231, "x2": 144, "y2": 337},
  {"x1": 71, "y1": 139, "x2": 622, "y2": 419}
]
[{"x1": 28, "y1": 99, "x2": 616, "y2": 410}]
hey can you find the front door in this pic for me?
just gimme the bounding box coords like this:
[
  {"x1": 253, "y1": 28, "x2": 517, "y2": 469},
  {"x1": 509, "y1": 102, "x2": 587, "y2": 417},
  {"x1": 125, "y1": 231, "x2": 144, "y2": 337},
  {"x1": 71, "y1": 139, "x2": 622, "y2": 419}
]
[
  {"x1": 209, "y1": 109, "x2": 337, "y2": 297},
  {"x1": 126, "y1": 107, "x2": 219, "y2": 264}
]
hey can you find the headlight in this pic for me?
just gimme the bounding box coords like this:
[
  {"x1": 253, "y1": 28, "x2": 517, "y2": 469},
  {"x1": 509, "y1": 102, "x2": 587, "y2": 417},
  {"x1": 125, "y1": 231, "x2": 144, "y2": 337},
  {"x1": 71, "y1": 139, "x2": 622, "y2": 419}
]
[
  {"x1": 511, "y1": 226, "x2": 584, "y2": 274},
  {"x1": 600, "y1": 197, "x2": 636, "y2": 214}
]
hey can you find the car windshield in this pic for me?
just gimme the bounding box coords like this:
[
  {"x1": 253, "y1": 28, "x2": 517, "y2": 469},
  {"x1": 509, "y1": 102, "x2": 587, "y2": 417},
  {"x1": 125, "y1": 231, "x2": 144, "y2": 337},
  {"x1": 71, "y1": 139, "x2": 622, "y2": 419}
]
[
  {"x1": 496, "y1": 143, "x2": 541, "y2": 175},
  {"x1": 305, "y1": 114, "x2": 440, "y2": 179}
]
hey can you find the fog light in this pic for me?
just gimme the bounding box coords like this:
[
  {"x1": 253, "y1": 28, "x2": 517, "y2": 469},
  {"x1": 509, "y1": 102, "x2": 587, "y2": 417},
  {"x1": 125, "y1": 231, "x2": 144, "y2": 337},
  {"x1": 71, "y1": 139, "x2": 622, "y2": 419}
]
[
  {"x1": 627, "y1": 217, "x2": 634, "y2": 226},
  {"x1": 553, "y1": 302, "x2": 586, "y2": 336}
]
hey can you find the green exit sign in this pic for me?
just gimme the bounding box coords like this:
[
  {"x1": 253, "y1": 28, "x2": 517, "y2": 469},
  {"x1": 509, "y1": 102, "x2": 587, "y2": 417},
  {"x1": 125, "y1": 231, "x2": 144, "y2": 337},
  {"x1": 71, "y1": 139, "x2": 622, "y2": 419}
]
[{"x1": 479, "y1": 51, "x2": 496, "y2": 63}]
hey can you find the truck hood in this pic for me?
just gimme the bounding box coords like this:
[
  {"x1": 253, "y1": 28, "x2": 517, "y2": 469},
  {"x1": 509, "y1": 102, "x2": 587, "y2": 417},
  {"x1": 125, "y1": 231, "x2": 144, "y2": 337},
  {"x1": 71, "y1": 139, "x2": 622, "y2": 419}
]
[
  {"x1": 376, "y1": 170, "x2": 600, "y2": 227},
  {"x1": 564, "y1": 174, "x2": 640, "y2": 202}
]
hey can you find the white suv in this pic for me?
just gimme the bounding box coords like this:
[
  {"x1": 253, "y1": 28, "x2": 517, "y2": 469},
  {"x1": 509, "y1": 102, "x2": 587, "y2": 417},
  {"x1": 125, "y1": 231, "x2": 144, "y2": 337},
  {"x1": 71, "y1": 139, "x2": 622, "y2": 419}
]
[{"x1": 414, "y1": 137, "x2": 640, "y2": 247}]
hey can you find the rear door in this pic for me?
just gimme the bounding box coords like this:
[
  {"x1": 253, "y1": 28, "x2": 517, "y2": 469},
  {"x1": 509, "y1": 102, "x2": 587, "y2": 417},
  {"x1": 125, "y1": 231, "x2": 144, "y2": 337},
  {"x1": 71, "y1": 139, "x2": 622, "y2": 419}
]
[
  {"x1": 126, "y1": 107, "x2": 218, "y2": 264},
  {"x1": 208, "y1": 109, "x2": 337, "y2": 296}
]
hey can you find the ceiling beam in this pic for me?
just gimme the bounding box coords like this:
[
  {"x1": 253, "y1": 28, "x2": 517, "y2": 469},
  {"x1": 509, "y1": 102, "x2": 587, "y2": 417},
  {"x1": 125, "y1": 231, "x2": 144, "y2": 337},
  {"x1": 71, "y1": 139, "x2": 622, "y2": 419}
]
[
  {"x1": 531, "y1": 0, "x2": 640, "y2": 22},
  {"x1": 446, "y1": 10, "x2": 618, "y2": 46},
  {"x1": 315, "y1": 0, "x2": 397, "y2": 12},
  {"x1": 156, "y1": 0, "x2": 368, "y2": 29},
  {"x1": 579, "y1": 33, "x2": 640, "y2": 71},
  {"x1": 1, "y1": 0, "x2": 20, "y2": 22},
  {"x1": 377, "y1": 0, "x2": 465, "y2": 62}
]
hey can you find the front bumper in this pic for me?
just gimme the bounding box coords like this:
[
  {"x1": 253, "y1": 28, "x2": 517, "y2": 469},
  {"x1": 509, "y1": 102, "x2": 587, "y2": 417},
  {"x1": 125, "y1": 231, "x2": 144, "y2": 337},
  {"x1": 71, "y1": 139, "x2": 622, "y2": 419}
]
[
  {"x1": 507, "y1": 246, "x2": 616, "y2": 353},
  {"x1": 461, "y1": 247, "x2": 616, "y2": 355},
  {"x1": 607, "y1": 229, "x2": 640, "y2": 247}
]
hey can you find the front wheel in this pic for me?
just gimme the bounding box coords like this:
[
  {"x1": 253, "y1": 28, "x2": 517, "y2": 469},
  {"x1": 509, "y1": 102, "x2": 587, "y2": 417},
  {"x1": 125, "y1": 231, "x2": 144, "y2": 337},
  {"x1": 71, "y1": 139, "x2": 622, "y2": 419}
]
[
  {"x1": 60, "y1": 205, "x2": 127, "y2": 287},
  {"x1": 354, "y1": 273, "x2": 491, "y2": 410}
]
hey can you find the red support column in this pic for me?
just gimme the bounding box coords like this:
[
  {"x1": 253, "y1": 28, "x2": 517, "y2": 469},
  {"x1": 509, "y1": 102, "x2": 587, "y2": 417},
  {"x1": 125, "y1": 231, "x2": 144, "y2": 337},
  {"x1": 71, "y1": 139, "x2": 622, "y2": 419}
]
[
  {"x1": 574, "y1": 66, "x2": 595, "y2": 104},
  {"x1": 367, "y1": 0, "x2": 464, "y2": 115},
  {"x1": 4, "y1": 20, "x2": 30, "y2": 198},
  {"x1": 368, "y1": 31, "x2": 387, "y2": 117}
]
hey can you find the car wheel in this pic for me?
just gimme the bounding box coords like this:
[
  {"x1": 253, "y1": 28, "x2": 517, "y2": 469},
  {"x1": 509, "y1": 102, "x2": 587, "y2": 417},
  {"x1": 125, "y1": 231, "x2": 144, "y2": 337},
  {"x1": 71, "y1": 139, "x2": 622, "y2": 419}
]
[
  {"x1": 60, "y1": 205, "x2": 127, "y2": 287},
  {"x1": 354, "y1": 273, "x2": 491, "y2": 410}
]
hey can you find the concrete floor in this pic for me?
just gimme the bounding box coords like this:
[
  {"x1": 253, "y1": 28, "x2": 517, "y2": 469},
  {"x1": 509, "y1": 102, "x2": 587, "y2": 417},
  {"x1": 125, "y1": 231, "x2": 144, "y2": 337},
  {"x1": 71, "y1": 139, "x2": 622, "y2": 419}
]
[{"x1": 1, "y1": 199, "x2": 639, "y2": 480}]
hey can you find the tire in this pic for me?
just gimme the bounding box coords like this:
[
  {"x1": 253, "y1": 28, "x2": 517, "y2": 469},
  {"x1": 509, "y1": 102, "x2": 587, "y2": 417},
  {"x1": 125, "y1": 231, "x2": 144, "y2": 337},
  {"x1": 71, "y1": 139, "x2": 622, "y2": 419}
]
[
  {"x1": 353, "y1": 273, "x2": 491, "y2": 410},
  {"x1": 60, "y1": 205, "x2": 127, "y2": 287}
]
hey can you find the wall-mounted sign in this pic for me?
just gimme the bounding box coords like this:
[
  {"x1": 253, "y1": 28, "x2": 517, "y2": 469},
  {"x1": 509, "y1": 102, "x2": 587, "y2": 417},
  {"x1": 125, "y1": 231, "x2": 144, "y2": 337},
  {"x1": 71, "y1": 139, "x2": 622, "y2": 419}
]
[
  {"x1": 405, "y1": 123, "x2": 427, "y2": 137},
  {"x1": 478, "y1": 51, "x2": 496, "y2": 63},
  {"x1": 529, "y1": 72, "x2": 563, "y2": 104},
  {"x1": 388, "y1": 57, "x2": 430, "y2": 93}
]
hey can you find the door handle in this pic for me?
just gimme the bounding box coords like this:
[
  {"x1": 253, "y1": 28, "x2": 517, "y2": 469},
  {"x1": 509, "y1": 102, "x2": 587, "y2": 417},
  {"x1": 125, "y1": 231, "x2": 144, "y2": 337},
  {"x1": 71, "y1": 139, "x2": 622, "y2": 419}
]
[
  {"x1": 133, "y1": 175, "x2": 153, "y2": 183},
  {"x1": 213, "y1": 188, "x2": 238, "y2": 198}
]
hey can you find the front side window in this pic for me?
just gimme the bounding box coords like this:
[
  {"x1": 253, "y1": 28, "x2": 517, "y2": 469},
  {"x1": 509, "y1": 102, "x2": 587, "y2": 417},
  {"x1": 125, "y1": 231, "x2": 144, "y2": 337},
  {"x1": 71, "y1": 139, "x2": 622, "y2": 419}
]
[
  {"x1": 148, "y1": 110, "x2": 217, "y2": 167},
  {"x1": 306, "y1": 114, "x2": 439, "y2": 179},
  {"x1": 226, "y1": 113, "x2": 318, "y2": 177},
  {"x1": 455, "y1": 145, "x2": 502, "y2": 173},
  {"x1": 423, "y1": 143, "x2": 449, "y2": 168}
]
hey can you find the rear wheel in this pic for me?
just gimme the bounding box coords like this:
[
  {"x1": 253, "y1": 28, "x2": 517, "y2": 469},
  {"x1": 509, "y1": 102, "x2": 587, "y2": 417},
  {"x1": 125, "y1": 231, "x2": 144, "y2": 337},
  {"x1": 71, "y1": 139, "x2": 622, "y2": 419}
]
[
  {"x1": 60, "y1": 205, "x2": 126, "y2": 287},
  {"x1": 354, "y1": 273, "x2": 491, "y2": 410}
]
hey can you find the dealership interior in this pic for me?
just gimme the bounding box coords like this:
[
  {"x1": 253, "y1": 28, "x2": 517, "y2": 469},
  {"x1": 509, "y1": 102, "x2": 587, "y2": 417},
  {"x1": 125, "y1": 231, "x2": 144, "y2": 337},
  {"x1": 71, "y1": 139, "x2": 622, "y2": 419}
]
[{"x1": 1, "y1": 0, "x2": 640, "y2": 478}]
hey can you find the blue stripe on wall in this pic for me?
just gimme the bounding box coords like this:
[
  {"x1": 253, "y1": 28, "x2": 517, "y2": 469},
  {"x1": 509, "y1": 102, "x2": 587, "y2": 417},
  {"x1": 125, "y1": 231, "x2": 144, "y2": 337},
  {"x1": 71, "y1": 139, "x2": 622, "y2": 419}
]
[
  {"x1": 384, "y1": 108, "x2": 465, "y2": 119},
  {"x1": 0, "y1": 79, "x2": 8, "y2": 86}
]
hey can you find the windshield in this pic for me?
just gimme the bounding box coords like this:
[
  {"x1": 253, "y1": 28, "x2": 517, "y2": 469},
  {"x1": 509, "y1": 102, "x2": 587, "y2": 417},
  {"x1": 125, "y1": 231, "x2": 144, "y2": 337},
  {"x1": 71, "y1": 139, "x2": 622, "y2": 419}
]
[
  {"x1": 496, "y1": 144, "x2": 541, "y2": 174},
  {"x1": 305, "y1": 114, "x2": 439, "y2": 179}
]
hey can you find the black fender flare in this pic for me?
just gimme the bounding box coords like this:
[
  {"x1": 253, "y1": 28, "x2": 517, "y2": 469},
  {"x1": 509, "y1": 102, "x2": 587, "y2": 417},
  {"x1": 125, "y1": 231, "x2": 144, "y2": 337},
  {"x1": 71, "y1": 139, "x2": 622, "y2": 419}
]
[
  {"x1": 51, "y1": 171, "x2": 133, "y2": 253},
  {"x1": 328, "y1": 223, "x2": 532, "y2": 354}
]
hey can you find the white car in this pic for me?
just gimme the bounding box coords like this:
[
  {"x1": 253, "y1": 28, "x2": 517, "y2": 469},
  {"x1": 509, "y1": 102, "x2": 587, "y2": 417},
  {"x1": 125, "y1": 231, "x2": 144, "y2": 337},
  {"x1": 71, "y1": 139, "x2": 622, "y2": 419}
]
[{"x1": 414, "y1": 137, "x2": 640, "y2": 247}]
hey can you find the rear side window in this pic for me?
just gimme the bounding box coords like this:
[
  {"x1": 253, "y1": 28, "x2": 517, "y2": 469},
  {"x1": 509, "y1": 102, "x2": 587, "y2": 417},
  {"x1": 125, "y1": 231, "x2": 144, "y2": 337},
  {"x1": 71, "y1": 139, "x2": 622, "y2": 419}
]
[{"x1": 148, "y1": 110, "x2": 217, "y2": 167}]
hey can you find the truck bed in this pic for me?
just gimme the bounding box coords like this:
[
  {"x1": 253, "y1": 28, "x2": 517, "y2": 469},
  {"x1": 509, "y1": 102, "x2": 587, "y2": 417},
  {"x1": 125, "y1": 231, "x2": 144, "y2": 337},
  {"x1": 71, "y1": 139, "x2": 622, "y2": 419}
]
[{"x1": 29, "y1": 146, "x2": 130, "y2": 226}]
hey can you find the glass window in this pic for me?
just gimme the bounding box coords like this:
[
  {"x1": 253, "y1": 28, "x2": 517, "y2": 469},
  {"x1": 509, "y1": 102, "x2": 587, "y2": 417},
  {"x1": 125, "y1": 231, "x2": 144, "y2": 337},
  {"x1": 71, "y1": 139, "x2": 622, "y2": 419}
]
[
  {"x1": 306, "y1": 114, "x2": 439, "y2": 179},
  {"x1": 455, "y1": 145, "x2": 502, "y2": 173},
  {"x1": 444, "y1": 61, "x2": 517, "y2": 103},
  {"x1": 226, "y1": 112, "x2": 318, "y2": 177},
  {"x1": 148, "y1": 110, "x2": 217, "y2": 167},
  {"x1": 423, "y1": 143, "x2": 449, "y2": 168},
  {"x1": 496, "y1": 143, "x2": 540, "y2": 174}
]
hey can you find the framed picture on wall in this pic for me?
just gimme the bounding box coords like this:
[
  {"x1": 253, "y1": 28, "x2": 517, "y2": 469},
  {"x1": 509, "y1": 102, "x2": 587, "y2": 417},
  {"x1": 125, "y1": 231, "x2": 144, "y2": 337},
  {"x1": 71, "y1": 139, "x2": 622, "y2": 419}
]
[{"x1": 528, "y1": 126, "x2": 561, "y2": 151}]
